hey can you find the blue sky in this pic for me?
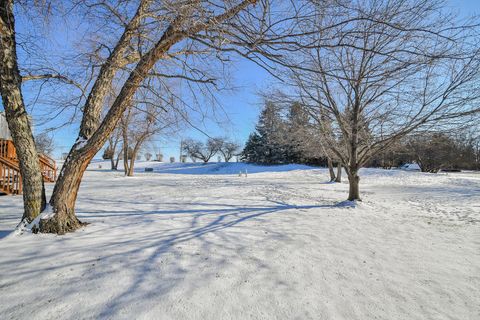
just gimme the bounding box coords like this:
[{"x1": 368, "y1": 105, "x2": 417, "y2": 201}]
[
  {"x1": 2, "y1": 1, "x2": 479, "y2": 160},
  {"x1": 51, "y1": 56, "x2": 272, "y2": 160}
]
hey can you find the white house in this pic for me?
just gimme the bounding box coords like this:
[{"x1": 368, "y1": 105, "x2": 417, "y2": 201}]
[
  {"x1": 0, "y1": 112, "x2": 11, "y2": 140},
  {"x1": 0, "y1": 112, "x2": 34, "y2": 140}
]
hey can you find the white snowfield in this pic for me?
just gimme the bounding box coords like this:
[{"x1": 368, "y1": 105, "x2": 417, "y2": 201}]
[{"x1": 0, "y1": 162, "x2": 479, "y2": 320}]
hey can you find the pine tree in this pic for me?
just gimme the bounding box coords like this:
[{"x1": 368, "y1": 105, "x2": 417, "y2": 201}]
[
  {"x1": 241, "y1": 132, "x2": 263, "y2": 162},
  {"x1": 241, "y1": 101, "x2": 288, "y2": 164},
  {"x1": 241, "y1": 100, "x2": 326, "y2": 165},
  {"x1": 258, "y1": 101, "x2": 286, "y2": 163},
  {"x1": 285, "y1": 102, "x2": 310, "y2": 163}
]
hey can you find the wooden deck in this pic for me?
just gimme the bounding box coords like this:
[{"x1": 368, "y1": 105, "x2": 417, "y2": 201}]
[{"x1": 0, "y1": 139, "x2": 57, "y2": 195}]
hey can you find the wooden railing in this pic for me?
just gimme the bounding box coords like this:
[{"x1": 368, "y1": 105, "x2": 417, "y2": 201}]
[
  {"x1": 39, "y1": 153, "x2": 57, "y2": 182},
  {"x1": 0, "y1": 139, "x2": 56, "y2": 195},
  {"x1": 0, "y1": 139, "x2": 16, "y2": 160},
  {"x1": 0, "y1": 156, "x2": 22, "y2": 194}
]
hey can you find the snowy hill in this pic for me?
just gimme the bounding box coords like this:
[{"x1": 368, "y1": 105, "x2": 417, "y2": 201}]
[{"x1": 119, "y1": 161, "x2": 316, "y2": 175}]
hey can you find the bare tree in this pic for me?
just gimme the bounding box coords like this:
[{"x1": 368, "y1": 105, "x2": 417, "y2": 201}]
[
  {"x1": 407, "y1": 133, "x2": 453, "y2": 173},
  {"x1": 27, "y1": 0, "x2": 263, "y2": 233},
  {"x1": 183, "y1": 138, "x2": 222, "y2": 163},
  {"x1": 406, "y1": 131, "x2": 479, "y2": 173},
  {"x1": 219, "y1": 140, "x2": 240, "y2": 162},
  {"x1": 120, "y1": 107, "x2": 133, "y2": 176},
  {"x1": 182, "y1": 139, "x2": 202, "y2": 162},
  {"x1": 35, "y1": 132, "x2": 55, "y2": 156},
  {"x1": 284, "y1": 0, "x2": 480, "y2": 200},
  {"x1": 103, "y1": 125, "x2": 122, "y2": 170},
  {"x1": 122, "y1": 95, "x2": 179, "y2": 176}
]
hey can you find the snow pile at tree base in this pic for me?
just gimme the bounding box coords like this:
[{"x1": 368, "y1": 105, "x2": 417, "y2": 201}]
[{"x1": 11, "y1": 205, "x2": 55, "y2": 236}]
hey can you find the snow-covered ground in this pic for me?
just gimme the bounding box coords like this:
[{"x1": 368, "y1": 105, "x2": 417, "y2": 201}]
[{"x1": 0, "y1": 162, "x2": 479, "y2": 319}]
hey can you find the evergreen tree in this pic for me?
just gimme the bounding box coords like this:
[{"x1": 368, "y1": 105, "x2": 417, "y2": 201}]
[
  {"x1": 241, "y1": 132, "x2": 263, "y2": 162},
  {"x1": 285, "y1": 102, "x2": 310, "y2": 163},
  {"x1": 257, "y1": 101, "x2": 287, "y2": 163},
  {"x1": 241, "y1": 101, "x2": 288, "y2": 164},
  {"x1": 242, "y1": 100, "x2": 327, "y2": 165}
]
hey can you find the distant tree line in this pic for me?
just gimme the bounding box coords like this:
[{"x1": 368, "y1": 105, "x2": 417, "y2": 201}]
[
  {"x1": 369, "y1": 132, "x2": 480, "y2": 173},
  {"x1": 242, "y1": 101, "x2": 480, "y2": 174}
]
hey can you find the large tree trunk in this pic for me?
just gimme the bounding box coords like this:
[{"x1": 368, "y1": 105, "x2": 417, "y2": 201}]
[
  {"x1": 0, "y1": 0, "x2": 46, "y2": 223},
  {"x1": 39, "y1": 149, "x2": 91, "y2": 234},
  {"x1": 327, "y1": 157, "x2": 336, "y2": 182},
  {"x1": 335, "y1": 163, "x2": 342, "y2": 183},
  {"x1": 347, "y1": 172, "x2": 360, "y2": 201},
  {"x1": 347, "y1": 94, "x2": 361, "y2": 201}
]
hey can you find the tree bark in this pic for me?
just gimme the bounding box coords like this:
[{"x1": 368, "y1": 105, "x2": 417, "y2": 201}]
[
  {"x1": 327, "y1": 157, "x2": 336, "y2": 182},
  {"x1": 347, "y1": 173, "x2": 361, "y2": 201},
  {"x1": 0, "y1": 0, "x2": 46, "y2": 223},
  {"x1": 78, "y1": 0, "x2": 153, "y2": 141},
  {"x1": 39, "y1": 148, "x2": 92, "y2": 233},
  {"x1": 335, "y1": 163, "x2": 342, "y2": 183}
]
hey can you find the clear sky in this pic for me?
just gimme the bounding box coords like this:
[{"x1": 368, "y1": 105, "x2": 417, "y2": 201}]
[
  {"x1": 40, "y1": 57, "x2": 272, "y2": 160},
  {"x1": 1, "y1": 0, "x2": 479, "y2": 160}
]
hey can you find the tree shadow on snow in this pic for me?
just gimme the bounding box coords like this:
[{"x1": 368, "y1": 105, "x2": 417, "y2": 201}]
[
  {"x1": 89, "y1": 200, "x2": 333, "y2": 318},
  {"x1": 0, "y1": 230, "x2": 11, "y2": 239},
  {"x1": 0, "y1": 199, "x2": 337, "y2": 318}
]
